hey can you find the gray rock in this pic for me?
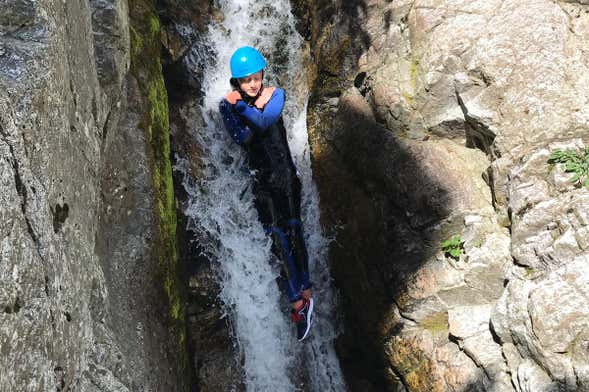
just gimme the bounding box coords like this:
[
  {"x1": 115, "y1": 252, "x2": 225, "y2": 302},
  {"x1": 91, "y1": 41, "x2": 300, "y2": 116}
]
[
  {"x1": 303, "y1": 0, "x2": 589, "y2": 390},
  {"x1": 89, "y1": 0, "x2": 130, "y2": 95},
  {"x1": 516, "y1": 360, "x2": 560, "y2": 392},
  {"x1": 0, "y1": 0, "x2": 188, "y2": 390},
  {"x1": 435, "y1": 341, "x2": 485, "y2": 391},
  {"x1": 493, "y1": 255, "x2": 589, "y2": 389},
  {"x1": 448, "y1": 305, "x2": 493, "y2": 340}
]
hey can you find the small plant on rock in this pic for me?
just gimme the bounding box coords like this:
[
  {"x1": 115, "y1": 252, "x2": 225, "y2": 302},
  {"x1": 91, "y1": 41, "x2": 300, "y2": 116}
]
[
  {"x1": 441, "y1": 234, "x2": 463, "y2": 260},
  {"x1": 548, "y1": 148, "x2": 589, "y2": 187}
]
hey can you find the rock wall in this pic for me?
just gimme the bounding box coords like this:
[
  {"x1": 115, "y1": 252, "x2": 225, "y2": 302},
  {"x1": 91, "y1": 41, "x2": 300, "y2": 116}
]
[
  {"x1": 293, "y1": 0, "x2": 589, "y2": 391},
  {"x1": 4, "y1": 0, "x2": 589, "y2": 390},
  {"x1": 158, "y1": 1, "x2": 245, "y2": 390},
  {"x1": 0, "y1": 0, "x2": 188, "y2": 390}
]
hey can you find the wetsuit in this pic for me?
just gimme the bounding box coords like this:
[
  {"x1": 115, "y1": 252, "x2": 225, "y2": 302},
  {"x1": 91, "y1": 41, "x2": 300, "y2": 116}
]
[{"x1": 219, "y1": 87, "x2": 311, "y2": 302}]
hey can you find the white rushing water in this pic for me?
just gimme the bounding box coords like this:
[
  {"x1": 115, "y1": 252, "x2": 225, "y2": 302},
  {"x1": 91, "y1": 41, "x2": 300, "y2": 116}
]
[{"x1": 178, "y1": 1, "x2": 346, "y2": 390}]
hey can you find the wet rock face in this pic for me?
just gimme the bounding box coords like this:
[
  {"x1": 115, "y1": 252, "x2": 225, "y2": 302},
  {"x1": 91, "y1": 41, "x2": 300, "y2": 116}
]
[
  {"x1": 158, "y1": 1, "x2": 244, "y2": 390},
  {"x1": 297, "y1": 0, "x2": 589, "y2": 390},
  {"x1": 1, "y1": 0, "x2": 187, "y2": 390}
]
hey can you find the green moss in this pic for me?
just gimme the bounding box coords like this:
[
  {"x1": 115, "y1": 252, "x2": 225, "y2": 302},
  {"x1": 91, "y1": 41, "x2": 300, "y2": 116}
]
[
  {"x1": 128, "y1": 0, "x2": 187, "y2": 376},
  {"x1": 401, "y1": 90, "x2": 415, "y2": 105},
  {"x1": 419, "y1": 312, "x2": 448, "y2": 334},
  {"x1": 401, "y1": 57, "x2": 421, "y2": 106},
  {"x1": 409, "y1": 57, "x2": 420, "y2": 89},
  {"x1": 129, "y1": 26, "x2": 143, "y2": 59},
  {"x1": 149, "y1": 15, "x2": 160, "y2": 37}
]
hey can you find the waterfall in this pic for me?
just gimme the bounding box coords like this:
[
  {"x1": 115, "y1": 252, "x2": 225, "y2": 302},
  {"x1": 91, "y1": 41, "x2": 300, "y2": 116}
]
[{"x1": 177, "y1": 1, "x2": 346, "y2": 390}]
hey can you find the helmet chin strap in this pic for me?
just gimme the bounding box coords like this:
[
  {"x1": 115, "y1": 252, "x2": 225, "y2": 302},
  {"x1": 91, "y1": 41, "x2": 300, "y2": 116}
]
[{"x1": 233, "y1": 71, "x2": 264, "y2": 106}]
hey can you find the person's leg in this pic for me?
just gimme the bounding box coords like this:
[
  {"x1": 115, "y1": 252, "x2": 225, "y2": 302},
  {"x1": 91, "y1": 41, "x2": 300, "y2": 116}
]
[
  {"x1": 253, "y1": 182, "x2": 302, "y2": 303},
  {"x1": 286, "y1": 218, "x2": 311, "y2": 295},
  {"x1": 267, "y1": 170, "x2": 314, "y2": 340},
  {"x1": 267, "y1": 226, "x2": 302, "y2": 303},
  {"x1": 281, "y1": 174, "x2": 312, "y2": 301},
  {"x1": 287, "y1": 216, "x2": 314, "y2": 341}
]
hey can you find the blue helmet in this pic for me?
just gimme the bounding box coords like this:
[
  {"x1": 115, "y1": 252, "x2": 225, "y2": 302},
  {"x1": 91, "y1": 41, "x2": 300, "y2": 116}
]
[{"x1": 230, "y1": 46, "x2": 266, "y2": 79}]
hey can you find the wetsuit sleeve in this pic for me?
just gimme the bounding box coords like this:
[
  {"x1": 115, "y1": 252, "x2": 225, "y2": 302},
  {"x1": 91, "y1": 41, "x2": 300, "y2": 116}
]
[
  {"x1": 234, "y1": 88, "x2": 285, "y2": 131},
  {"x1": 219, "y1": 99, "x2": 254, "y2": 145}
]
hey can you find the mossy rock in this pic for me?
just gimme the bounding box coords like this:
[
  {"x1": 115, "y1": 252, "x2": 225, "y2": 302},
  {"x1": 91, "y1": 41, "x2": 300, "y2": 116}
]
[
  {"x1": 128, "y1": 0, "x2": 186, "y2": 365},
  {"x1": 386, "y1": 335, "x2": 446, "y2": 392},
  {"x1": 419, "y1": 311, "x2": 449, "y2": 334}
]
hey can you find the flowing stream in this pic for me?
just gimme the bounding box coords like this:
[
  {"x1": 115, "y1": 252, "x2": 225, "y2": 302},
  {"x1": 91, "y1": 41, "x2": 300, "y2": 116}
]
[{"x1": 177, "y1": 1, "x2": 346, "y2": 390}]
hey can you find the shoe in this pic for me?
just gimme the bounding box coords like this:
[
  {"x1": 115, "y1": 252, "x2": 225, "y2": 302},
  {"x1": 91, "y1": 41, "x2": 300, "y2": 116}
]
[{"x1": 292, "y1": 298, "x2": 314, "y2": 341}]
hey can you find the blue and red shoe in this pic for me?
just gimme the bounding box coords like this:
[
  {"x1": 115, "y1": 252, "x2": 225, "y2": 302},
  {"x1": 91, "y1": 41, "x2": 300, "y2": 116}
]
[{"x1": 292, "y1": 298, "x2": 314, "y2": 341}]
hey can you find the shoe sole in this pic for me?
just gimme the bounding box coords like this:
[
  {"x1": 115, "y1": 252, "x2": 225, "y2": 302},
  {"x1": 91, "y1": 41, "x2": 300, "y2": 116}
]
[{"x1": 298, "y1": 298, "x2": 314, "y2": 342}]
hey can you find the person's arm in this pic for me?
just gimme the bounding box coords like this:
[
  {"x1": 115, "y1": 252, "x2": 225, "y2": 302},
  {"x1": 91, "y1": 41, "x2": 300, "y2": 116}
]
[
  {"x1": 219, "y1": 99, "x2": 254, "y2": 145},
  {"x1": 234, "y1": 88, "x2": 285, "y2": 131}
]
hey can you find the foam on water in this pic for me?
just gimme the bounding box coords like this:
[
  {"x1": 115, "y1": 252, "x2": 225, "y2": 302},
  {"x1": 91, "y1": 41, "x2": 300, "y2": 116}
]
[{"x1": 178, "y1": 1, "x2": 346, "y2": 390}]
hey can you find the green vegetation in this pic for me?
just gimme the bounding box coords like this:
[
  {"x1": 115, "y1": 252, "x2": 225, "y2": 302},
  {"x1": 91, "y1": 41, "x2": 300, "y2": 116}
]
[
  {"x1": 401, "y1": 57, "x2": 421, "y2": 106},
  {"x1": 409, "y1": 57, "x2": 420, "y2": 87},
  {"x1": 128, "y1": 0, "x2": 187, "y2": 372},
  {"x1": 548, "y1": 148, "x2": 589, "y2": 187},
  {"x1": 441, "y1": 234, "x2": 463, "y2": 260}
]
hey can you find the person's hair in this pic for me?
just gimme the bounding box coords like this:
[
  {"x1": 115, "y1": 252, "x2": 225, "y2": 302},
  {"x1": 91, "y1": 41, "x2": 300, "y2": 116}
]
[
  {"x1": 230, "y1": 71, "x2": 265, "y2": 91},
  {"x1": 229, "y1": 78, "x2": 240, "y2": 90}
]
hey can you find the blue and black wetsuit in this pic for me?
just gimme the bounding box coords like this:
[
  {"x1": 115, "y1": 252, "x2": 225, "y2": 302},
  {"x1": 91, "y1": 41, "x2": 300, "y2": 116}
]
[{"x1": 219, "y1": 87, "x2": 311, "y2": 302}]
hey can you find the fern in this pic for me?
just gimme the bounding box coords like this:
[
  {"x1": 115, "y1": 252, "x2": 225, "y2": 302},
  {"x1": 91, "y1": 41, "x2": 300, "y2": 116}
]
[{"x1": 548, "y1": 148, "x2": 589, "y2": 187}]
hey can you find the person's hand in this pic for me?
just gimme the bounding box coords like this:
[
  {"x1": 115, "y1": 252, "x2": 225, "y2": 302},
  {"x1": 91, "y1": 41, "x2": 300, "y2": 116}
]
[
  {"x1": 254, "y1": 87, "x2": 275, "y2": 109},
  {"x1": 224, "y1": 90, "x2": 242, "y2": 105}
]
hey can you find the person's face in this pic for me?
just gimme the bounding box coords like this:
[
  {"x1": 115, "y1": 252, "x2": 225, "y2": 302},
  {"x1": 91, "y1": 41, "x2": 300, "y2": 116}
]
[{"x1": 238, "y1": 71, "x2": 263, "y2": 97}]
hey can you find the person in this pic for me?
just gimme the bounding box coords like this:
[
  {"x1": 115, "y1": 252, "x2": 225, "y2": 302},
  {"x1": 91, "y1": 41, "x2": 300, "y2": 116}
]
[{"x1": 218, "y1": 46, "x2": 314, "y2": 341}]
